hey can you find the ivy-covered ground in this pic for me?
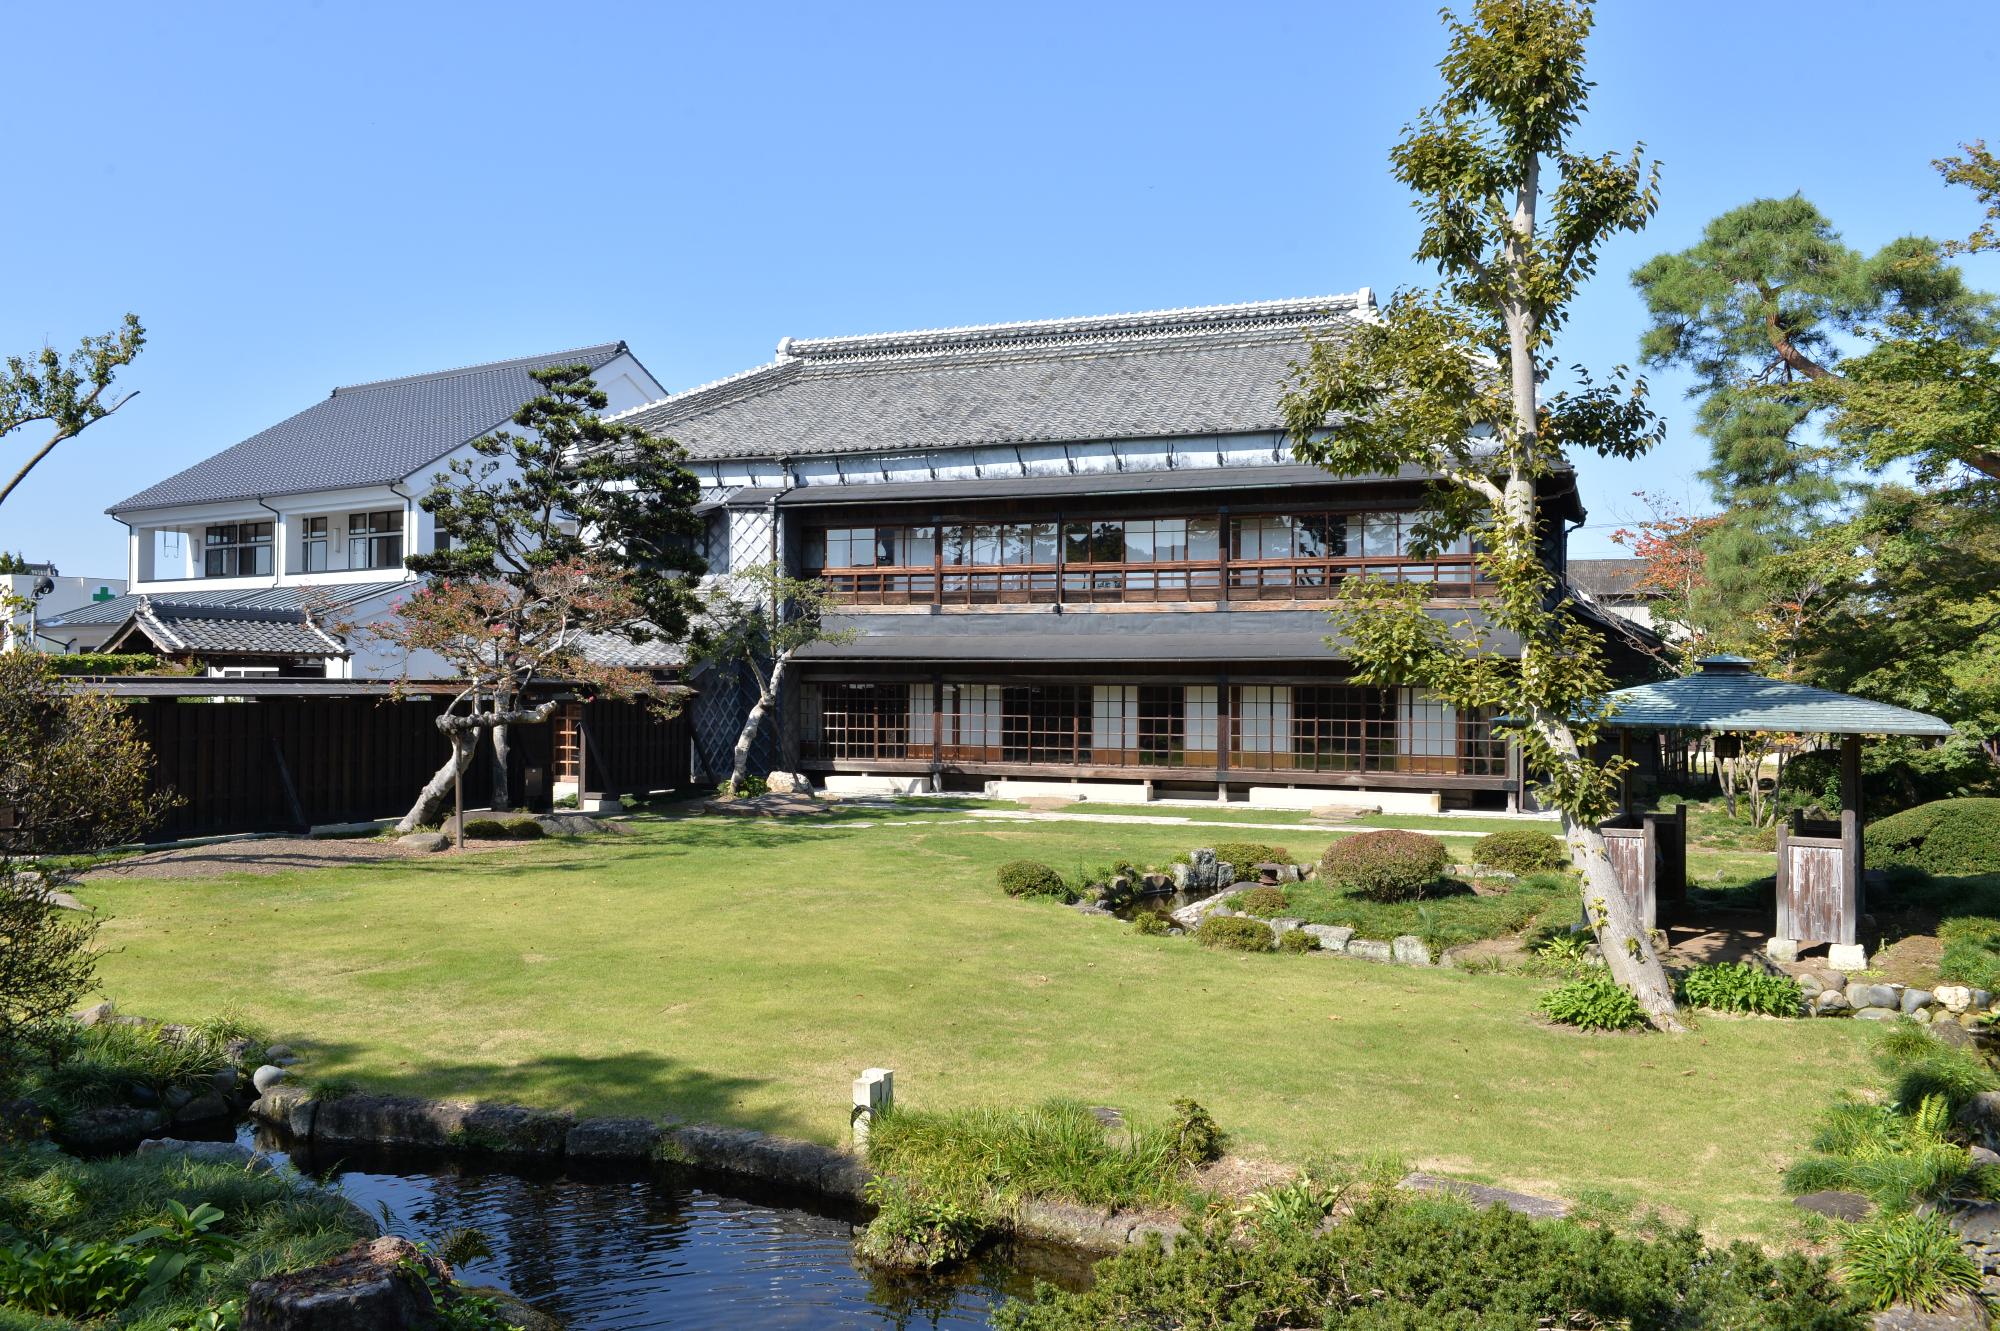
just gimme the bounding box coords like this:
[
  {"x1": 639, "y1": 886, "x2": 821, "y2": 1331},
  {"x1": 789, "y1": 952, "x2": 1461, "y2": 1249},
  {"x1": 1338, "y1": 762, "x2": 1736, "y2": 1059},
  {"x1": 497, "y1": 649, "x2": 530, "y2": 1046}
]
[{"x1": 80, "y1": 800, "x2": 1872, "y2": 1241}]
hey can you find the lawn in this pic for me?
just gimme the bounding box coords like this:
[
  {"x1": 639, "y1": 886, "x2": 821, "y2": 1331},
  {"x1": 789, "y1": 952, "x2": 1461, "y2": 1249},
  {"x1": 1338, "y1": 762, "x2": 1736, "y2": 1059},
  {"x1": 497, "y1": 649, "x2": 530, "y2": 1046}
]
[
  {"x1": 83, "y1": 805, "x2": 1867, "y2": 1241},
  {"x1": 1275, "y1": 872, "x2": 1576, "y2": 955}
]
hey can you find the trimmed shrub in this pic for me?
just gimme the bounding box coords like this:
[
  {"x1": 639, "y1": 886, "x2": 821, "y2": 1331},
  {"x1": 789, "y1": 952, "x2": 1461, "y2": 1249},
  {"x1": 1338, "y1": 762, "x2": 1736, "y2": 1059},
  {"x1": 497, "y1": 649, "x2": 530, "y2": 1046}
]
[
  {"x1": 1865, "y1": 798, "x2": 2000, "y2": 878},
  {"x1": 461, "y1": 817, "x2": 544, "y2": 840},
  {"x1": 1320, "y1": 830, "x2": 1450, "y2": 902},
  {"x1": 1277, "y1": 928, "x2": 1319, "y2": 954},
  {"x1": 1538, "y1": 975, "x2": 1647, "y2": 1031},
  {"x1": 1131, "y1": 912, "x2": 1171, "y2": 936},
  {"x1": 1195, "y1": 916, "x2": 1275, "y2": 952},
  {"x1": 1234, "y1": 886, "x2": 1290, "y2": 916},
  {"x1": 1782, "y1": 736, "x2": 2000, "y2": 822},
  {"x1": 997, "y1": 860, "x2": 1073, "y2": 900},
  {"x1": 1838, "y1": 1212, "x2": 1983, "y2": 1312},
  {"x1": 1209, "y1": 842, "x2": 1293, "y2": 875},
  {"x1": 1473, "y1": 828, "x2": 1568, "y2": 874},
  {"x1": 1678, "y1": 962, "x2": 1804, "y2": 1017},
  {"x1": 856, "y1": 1176, "x2": 990, "y2": 1271}
]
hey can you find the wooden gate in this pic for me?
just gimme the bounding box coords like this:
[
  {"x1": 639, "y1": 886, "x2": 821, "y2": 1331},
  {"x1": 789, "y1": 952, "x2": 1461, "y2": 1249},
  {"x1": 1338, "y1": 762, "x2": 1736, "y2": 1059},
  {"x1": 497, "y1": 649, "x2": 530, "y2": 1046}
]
[{"x1": 1776, "y1": 816, "x2": 1857, "y2": 946}]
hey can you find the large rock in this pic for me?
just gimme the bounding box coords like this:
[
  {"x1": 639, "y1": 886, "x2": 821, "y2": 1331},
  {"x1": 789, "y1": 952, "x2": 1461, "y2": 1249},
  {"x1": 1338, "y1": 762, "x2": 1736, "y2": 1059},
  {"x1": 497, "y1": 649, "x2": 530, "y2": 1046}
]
[
  {"x1": 1958, "y1": 1092, "x2": 2000, "y2": 1152},
  {"x1": 1871, "y1": 1296, "x2": 1988, "y2": 1330},
  {"x1": 312, "y1": 1094, "x2": 571, "y2": 1155},
  {"x1": 74, "y1": 1000, "x2": 117, "y2": 1027},
  {"x1": 458, "y1": 1285, "x2": 561, "y2": 1331},
  {"x1": 763, "y1": 771, "x2": 810, "y2": 796},
  {"x1": 1301, "y1": 924, "x2": 1354, "y2": 954},
  {"x1": 253, "y1": 1083, "x2": 319, "y2": 1137},
  {"x1": 137, "y1": 1137, "x2": 275, "y2": 1173},
  {"x1": 665, "y1": 1124, "x2": 872, "y2": 1200},
  {"x1": 1902, "y1": 988, "x2": 1936, "y2": 1015},
  {"x1": 1815, "y1": 990, "x2": 1852, "y2": 1015},
  {"x1": 1391, "y1": 936, "x2": 1432, "y2": 966},
  {"x1": 1934, "y1": 1021, "x2": 1977, "y2": 1050},
  {"x1": 397, "y1": 832, "x2": 448, "y2": 853},
  {"x1": 1858, "y1": 984, "x2": 1901, "y2": 1011},
  {"x1": 1937, "y1": 986, "x2": 1975, "y2": 1014},
  {"x1": 565, "y1": 1117, "x2": 664, "y2": 1161},
  {"x1": 1399, "y1": 1173, "x2": 1570, "y2": 1219},
  {"x1": 54, "y1": 1105, "x2": 163, "y2": 1153},
  {"x1": 243, "y1": 1236, "x2": 450, "y2": 1331},
  {"x1": 1168, "y1": 890, "x2": 1235, "y2": 929},
  {"x1": 1853, "y1": 1007, "x2": 1904, "y2": 1022},
  {"x1": 1792, "y1": 1190, "x2": 1872, "y2": 1222},
  {"x1": 254, "y1": 1064, "x2": 289, "y2": 1094},
  {"x1": 1346, "y1": 939, "x2": 1395, "y2": 964}
]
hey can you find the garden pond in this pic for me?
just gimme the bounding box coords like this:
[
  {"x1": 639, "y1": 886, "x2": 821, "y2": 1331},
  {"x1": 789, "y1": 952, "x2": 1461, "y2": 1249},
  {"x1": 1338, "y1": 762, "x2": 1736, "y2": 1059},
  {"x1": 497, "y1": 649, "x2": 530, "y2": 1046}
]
[{"x1": 235, "y1": 1122, "x2": 1088, "y2": 1330}]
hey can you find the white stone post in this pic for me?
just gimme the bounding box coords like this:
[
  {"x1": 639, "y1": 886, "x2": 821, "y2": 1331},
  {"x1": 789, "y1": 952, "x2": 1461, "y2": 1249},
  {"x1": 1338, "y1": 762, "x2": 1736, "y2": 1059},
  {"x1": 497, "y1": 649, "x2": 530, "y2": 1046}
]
[{"x1": 851, "y1": 1067, "x2": 893, "y2": 1148}]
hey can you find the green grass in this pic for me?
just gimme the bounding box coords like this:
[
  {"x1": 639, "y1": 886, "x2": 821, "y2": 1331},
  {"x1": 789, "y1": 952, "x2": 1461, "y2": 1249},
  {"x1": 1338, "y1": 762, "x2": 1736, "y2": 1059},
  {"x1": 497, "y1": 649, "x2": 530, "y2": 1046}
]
[
  {"x1": 1278, "y1": 872, "x2": 1575, "y2": 954},
  {"x1": 80, "y1": 804, "x2": 1871, "y2": 1241}
]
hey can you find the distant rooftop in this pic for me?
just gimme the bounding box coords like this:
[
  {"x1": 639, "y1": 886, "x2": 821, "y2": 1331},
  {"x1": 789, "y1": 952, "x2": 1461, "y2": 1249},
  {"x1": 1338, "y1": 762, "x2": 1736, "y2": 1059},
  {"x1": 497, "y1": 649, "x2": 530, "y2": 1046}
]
[
  {"x1": 111, "y1": 343, "x2": 631, "y2": 514},
  {"x1": 616, "y1": 294, "x2": 1374, "y2": 462},
  {"x1": 1567, "y1": 558, "x2": 1654, "y2": 601}
]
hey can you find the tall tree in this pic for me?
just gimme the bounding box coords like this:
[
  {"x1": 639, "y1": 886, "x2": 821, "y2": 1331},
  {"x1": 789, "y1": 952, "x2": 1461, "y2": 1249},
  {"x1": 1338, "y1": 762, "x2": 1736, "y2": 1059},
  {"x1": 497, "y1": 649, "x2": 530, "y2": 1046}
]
[
  {"x1": 0, "y1": 315, "x2": 145, "y2": 509},
  {"x1": 1283, "y1": 0, "x2": 1684, "y2": 1027},
  {"x1": 1631, "y1": 196, "x2": 1993, "y2": 625},
  {"x1": 370, "y1": 561, "x2": 670, "y2": 832},
  {"x1": 409, "y1": 364, "x2": 706, "y2": 808}
]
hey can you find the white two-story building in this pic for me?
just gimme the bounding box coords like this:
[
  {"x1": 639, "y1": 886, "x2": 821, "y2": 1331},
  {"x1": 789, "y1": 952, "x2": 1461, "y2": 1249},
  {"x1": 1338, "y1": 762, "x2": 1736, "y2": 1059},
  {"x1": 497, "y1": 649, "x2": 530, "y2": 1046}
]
[{"x1": 47, "y1": 343, "x2": 665, "y2": 677}]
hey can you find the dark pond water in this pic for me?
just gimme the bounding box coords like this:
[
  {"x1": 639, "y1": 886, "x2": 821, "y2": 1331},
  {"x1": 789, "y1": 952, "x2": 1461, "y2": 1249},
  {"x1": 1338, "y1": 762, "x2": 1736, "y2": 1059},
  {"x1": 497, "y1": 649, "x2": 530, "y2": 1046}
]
[{"x1": 242, "y1": 1125, "x2": 1088, "y2": 1330}]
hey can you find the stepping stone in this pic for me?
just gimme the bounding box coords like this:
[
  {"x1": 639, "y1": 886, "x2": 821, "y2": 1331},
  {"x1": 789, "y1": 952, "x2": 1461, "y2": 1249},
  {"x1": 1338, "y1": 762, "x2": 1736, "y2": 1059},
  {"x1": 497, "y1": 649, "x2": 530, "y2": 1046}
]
[
  {"x1": 1793, "y1": 1190, "x2": 1872, "y2": 1223},
  {"x1": 1399, "y1": 1172, "x2": 1570, "y2": 1219}
]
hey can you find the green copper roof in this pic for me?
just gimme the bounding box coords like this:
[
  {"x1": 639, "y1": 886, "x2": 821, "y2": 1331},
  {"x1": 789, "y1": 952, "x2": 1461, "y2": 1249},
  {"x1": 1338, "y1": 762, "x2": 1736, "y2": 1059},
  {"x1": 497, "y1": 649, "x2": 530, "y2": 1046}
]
[{"x1": 1599, "y1": 658, "x2": 1953, "y2": 738}]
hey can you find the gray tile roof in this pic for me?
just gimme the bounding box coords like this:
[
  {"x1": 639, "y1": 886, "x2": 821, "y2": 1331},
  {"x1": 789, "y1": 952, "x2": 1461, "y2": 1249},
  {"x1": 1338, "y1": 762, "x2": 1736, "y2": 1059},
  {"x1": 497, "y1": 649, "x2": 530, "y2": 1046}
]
[
  {"x1": 796, "y1": 604, "x2": 1518, "y2": 663},
  {"x1": 1567, "y1": 558, "x2": 1652, "y2": 600},
  {"x1": 111, "y1": 344, "x2": 629, "y2": 513},
  {"x1": 1600, "y1": 658, "x2": 1953, "y2": 737},
  {"x1": 616, "y1": 295, "x2": 1372, "y2": 461},
  {"x1": 109, "y1": 600, "x2": 348, "y2": 658},
  {"x1": 573, "y1": 631, "x2": 685, "y2": 671},
  {"x1": 42, "y1": 580, "x2": 413, "y2": 628}
]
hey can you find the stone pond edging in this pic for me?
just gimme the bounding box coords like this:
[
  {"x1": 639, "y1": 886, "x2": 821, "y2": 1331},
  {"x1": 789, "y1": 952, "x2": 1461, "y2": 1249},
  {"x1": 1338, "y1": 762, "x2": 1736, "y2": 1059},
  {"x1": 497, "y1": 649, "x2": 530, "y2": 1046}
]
[{"x1": 1161, "y1": 886, "x2": 1439, "y2": 967}]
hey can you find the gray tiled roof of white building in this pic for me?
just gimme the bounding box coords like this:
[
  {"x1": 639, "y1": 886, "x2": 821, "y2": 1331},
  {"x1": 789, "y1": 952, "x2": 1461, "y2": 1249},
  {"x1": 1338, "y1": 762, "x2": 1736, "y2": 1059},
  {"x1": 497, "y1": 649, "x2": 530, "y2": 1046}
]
[
  {"x1": 42, "y1": 579, "x2": 414, "y2": 628},
  {"x1": 110, "y1": 344, "x2": 629, "y2": 513},
  {"x1": 116, "y1": 600, "x2": 348, "y2": 657},
  {"x1": 615, "y1": 295, "x2": 1371, "y2": 461}
]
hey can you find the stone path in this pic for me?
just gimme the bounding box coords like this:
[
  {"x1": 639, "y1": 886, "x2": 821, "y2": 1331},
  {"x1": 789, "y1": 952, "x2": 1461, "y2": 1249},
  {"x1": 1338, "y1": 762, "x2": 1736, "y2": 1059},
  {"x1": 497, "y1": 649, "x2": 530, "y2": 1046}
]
[{"x1": 962, "y1": 809, "x2": 1487, "y2": 836}]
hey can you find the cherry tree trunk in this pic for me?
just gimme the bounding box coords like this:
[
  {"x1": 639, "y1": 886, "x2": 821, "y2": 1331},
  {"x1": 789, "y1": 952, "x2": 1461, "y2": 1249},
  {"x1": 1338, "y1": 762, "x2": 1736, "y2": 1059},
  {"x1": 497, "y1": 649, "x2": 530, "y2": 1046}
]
[
  {"x1": 397, "y1": 730, "x2": 480, "y2": 834},
  {"x1": 1562, "y1": 814, "x2": 1685, "y2": 1032}
]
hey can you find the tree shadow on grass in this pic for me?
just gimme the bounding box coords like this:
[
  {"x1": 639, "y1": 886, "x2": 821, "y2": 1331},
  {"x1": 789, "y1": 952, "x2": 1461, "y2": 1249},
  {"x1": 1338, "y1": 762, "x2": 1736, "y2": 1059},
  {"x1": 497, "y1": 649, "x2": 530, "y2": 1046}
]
[{"x1": 291, "y1": 1041, "x2": 818, "y2": 1140}]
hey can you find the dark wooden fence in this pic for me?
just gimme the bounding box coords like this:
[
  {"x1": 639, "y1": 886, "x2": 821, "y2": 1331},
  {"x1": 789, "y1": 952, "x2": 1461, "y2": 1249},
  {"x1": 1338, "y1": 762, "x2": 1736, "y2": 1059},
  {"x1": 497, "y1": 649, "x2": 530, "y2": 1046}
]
[{"x1": 129, "y1": 695, "x2": 690, "y2": 840}]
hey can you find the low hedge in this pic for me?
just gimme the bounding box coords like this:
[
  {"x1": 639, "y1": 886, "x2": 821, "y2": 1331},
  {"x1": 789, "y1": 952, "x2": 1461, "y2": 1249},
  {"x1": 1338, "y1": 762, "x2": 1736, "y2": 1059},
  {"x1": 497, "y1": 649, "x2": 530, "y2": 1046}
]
[
  {"x1": 998, "y1": 860, "x2": 1073, "y2": 900},
  {"x1": 1320, "y1": 830, "x2": 1449, "y2": 902},
  {"x1": 461, "y1": 817, "x2": 544, "y2": 840},
  {"x1": 1233, "y1": 886, "x2": 1289, "y2": 917},
  {"x1": 1865, "y1": 798, "x2": 2000, "y2": 878},
  {"x1": 1473, "y1": 828, "x2": 1568, "y2": 874},
  {"x1": 1195, "y1": 916, "x2": 1275, "y2": 952}
]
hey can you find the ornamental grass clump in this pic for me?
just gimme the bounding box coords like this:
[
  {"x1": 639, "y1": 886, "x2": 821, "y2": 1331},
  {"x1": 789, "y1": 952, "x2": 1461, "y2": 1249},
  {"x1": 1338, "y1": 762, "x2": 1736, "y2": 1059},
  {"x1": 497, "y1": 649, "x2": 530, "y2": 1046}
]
[
  {"x1": 1208, "y1": 843, "x2": 1293, "y2": 876},
  {"x1": 1677, "y1": 962, "x2": 1805, "y2": 1017},
  {"x1": 1537, "y1": 975, "x2": 1647, "y2": 1032},
  {"x1": 1319, "y1": 831, "x2": 1449, "y2": 903},
  {"x1": 1838, "y1": 1212, "x2": 1983, "y2": 1313},
  {"x1": 1277, "y1": 929, "x2": 1319, "y2": 955},
  {"x1": 1472, "y1": 828, "x2": 1569, "y2": 874}
]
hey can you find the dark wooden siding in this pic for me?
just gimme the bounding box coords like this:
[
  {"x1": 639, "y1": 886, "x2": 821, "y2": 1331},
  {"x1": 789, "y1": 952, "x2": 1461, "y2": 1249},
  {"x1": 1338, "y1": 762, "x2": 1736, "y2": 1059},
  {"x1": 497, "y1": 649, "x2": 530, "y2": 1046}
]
[{"x1": 130, "y1": 696, "x2": 689, "y2": 839}]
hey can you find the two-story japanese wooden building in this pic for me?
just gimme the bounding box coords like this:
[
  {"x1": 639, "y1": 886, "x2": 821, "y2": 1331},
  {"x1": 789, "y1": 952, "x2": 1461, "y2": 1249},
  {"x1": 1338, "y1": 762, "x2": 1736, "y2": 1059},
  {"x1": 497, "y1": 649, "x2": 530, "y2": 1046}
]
[{"x1": 620, "y1": 293, "x2": 1614, "y2": 812}]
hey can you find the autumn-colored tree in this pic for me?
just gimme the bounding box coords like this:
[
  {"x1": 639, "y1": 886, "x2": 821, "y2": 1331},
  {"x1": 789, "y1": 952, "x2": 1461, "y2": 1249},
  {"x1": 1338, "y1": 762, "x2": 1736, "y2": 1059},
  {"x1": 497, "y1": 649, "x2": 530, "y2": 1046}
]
[
  {"x1": 368, "y1": 561, "x2": 670, "y2": 833},
  {"x1": 1282, "y1": 0, "x2": 1684, "y2": 1027},
  {"x1": 1609, "y1": 495, "x2": 1723, "y2": 668}
]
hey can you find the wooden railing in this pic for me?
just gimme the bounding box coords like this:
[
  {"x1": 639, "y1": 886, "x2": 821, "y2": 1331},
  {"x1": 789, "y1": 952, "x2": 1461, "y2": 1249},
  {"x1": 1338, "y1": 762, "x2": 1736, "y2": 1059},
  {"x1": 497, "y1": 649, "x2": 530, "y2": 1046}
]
[{"x1": 819, "y1": 555, "x2": 1483, "y2": 605}]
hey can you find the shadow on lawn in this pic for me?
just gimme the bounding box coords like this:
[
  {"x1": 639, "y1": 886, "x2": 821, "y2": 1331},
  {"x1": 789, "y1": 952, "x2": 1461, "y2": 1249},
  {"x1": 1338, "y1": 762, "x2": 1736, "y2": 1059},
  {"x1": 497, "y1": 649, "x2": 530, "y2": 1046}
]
[{"x1": 293, "y1": 1041, "x2": 819, "y2": 1140}]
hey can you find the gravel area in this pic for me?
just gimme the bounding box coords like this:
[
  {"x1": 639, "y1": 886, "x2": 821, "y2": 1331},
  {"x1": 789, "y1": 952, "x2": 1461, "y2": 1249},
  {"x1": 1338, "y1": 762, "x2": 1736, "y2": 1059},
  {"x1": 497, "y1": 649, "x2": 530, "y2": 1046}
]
[{"x1": 76, "y1": 835, "x2": 514, "y2": 881}]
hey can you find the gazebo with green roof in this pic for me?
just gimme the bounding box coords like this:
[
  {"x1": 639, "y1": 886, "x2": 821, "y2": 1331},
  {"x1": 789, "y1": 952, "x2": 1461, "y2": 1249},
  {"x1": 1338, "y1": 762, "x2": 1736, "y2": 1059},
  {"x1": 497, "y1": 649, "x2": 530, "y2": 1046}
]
[{"x1": 1595, "y1": 656, "x2": 1953, "y2": 970}]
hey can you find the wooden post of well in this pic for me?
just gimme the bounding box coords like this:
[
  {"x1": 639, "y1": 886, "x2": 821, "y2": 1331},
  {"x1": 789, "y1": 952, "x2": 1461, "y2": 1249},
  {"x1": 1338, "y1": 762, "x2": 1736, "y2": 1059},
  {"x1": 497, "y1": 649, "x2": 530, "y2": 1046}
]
[{"x1": 852, "y1": 1068, "x2": 893, "y2": 1148}]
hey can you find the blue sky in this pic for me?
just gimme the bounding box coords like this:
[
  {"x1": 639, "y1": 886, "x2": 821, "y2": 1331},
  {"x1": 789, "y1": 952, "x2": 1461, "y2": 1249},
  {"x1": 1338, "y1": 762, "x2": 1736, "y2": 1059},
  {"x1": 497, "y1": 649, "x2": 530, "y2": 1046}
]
[{"x1": 3, "y1": 1, "x2": 1995, "y2": 575}]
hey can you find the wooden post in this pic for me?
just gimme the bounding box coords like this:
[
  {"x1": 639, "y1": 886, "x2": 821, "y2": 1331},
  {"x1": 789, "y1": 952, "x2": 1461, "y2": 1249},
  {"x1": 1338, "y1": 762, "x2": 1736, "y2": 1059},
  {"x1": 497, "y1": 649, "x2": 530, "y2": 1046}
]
[
  {"x1": 1618, "y1": 730, "x2": 1631, "y2": 814},
  {"x1": 852, "y1": 1067, "x2": 893, "y2": 1147},
  {"x1": 1841, "y1": 733, "x2": 1863, "y2": 934}
]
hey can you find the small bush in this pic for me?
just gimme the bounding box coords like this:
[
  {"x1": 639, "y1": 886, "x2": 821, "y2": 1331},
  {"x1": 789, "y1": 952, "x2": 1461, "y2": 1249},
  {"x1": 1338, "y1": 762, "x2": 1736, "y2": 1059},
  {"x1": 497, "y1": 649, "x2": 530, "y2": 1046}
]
[
  {"x1": 1678, "y1": 962, "x2": 1805, "y2": 1017},
  {"x1": 1865, "y1": 798, "x2": 2000, "y2": 878},
  {"x1": 1209, "y1": 842, "x2": 1293, "y2": 876},
  {"x1": 1473, "y1": 828, "x2": 1568, "y2": 874},
  {"x1": 997, "y1": 860, "x2": 1074, "y2": 901},
  {"x1": 1839, "y1": 1212, "x2": 1982, "y2": 1312},
  {"x1": 460, "y1": 817, "x2": 543, "y2": 840},
  {"x1": 1277, "y1": 929, "x2": 1319, "y2": 954},
  {"x1": 1131, "y1": 913, "x2": 1171, "y2": 936},
  {"x1": 1195, "y1": 916, "x2": 1275, "y2": 952},
  {"x1": 1234, "y1": 886, "x2": 1290, "y2": 916},
  {"x1": 856, "y1": 1176, "x2": 990, "y2": 1271},
  {"x1": 1320, "y1": 830, "x2": 1449, "y2": 902},
  {"x1": 1538, "y1": 975, "x2": 1647, "y2": 1031},
  {"x1": 1168, "y1": 1098, "x2": 1225, "y2": 1165}
]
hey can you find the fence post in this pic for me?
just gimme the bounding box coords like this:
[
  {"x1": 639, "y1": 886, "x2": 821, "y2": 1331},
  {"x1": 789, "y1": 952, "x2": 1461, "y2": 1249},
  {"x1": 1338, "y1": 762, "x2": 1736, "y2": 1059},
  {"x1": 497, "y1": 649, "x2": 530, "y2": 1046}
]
[{"x1": 851, "y1": 1068, "x2": 893, "y2": 1148}]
